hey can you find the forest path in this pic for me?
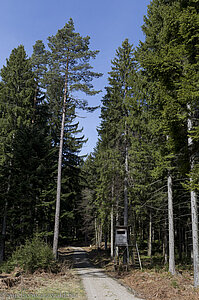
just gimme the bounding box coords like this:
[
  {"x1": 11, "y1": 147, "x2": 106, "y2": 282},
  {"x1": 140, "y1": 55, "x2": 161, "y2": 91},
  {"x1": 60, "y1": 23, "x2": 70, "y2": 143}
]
[{"x1": 72, "y1": 247, "x2": 144, "y2": 300}]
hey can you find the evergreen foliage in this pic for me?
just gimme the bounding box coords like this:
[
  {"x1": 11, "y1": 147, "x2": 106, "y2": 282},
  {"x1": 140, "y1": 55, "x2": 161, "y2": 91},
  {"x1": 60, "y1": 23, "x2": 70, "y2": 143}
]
[{"x1": 0, "y1": 237, "x2": 54, "y2": 273}]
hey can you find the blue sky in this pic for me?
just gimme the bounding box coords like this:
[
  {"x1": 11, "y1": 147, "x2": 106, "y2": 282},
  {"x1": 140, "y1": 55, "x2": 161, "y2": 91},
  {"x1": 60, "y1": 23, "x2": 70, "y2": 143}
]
[{"x1": 0, "y1": 0, "x2": 150, "y2": 156}]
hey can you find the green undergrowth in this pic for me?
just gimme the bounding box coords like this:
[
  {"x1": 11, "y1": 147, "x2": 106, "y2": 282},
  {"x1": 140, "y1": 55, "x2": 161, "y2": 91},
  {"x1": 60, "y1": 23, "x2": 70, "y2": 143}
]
[{"x1": 0, "y1": 237, "x2": 56, "y2": 274}]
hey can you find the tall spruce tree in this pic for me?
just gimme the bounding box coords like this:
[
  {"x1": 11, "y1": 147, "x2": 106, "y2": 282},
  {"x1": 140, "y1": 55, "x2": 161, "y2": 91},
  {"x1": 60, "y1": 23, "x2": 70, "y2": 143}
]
[
  {"x1": 0, "y1": 46, "x2": 35, "y2": 260},
  {"x1": 99, "y1": 39, "x2": 136, "y2": 227},
  {"x1": 40, "y1": 19, "x2": 102, "y2": 258},
  {"x1": 93, "y1": 39, "x2": 139, "y2": 261}
]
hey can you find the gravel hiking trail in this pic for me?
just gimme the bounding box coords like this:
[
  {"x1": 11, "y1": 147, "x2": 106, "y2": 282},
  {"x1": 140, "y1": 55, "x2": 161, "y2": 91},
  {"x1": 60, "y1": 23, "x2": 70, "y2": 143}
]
[{"x1": 72, "y1": 247, "x2": 144, "y2": 300}]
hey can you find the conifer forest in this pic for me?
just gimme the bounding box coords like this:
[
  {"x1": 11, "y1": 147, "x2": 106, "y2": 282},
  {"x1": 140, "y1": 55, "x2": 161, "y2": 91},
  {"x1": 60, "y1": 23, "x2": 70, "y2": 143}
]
[{"x1": 0, "y1": 0, "x2": 199, "y2": 289}]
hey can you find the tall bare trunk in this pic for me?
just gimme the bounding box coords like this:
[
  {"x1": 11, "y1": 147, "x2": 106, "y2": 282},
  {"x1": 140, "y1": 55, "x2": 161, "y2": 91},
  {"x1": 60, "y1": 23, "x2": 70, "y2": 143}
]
[
  {"x1": 168, "y1": 172, "x2": 175, "y2": 275},
  {"x1": 98, "y1": 223, "x2": 102, "y2": 248},
  {"x1": 187, "y1": 104, "x2": 199, "y2": 287},
  {"x1": 124, "y1": 121, "x2": 128, "y2": 227},
  {"x1": 147, "y1": 210, "x2": 152, "y2": 257},
  {"x1": 111, "y1": 203, "x2": 114, "y2": 258},
  {"x1": 123, "y1": 121, "x2": 128, "y2": 264},
  {"x1": 53, "y1": 57, "x2": 69, "y2": 259},
  {"x1": 116, "y1": 195, "x2": 119, "y2": 226},
  {"x1": 190, "y1": 187, "x2": 198, "y2": 287},
  {"x1": 95, "y1": 217, "x2": 97, "y2": 249},
  {"x1": 94, "y1": 218, "x2": 102, "y2": 249}
]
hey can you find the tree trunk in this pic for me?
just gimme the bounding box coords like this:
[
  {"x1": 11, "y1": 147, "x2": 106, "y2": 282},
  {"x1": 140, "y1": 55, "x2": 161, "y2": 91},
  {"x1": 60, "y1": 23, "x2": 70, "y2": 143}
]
[
  {"x1": 124, "y1": 121, "x2": 128, "y2": 227},
  {"x1": 111, "y1": 203, "x2": 114, "y2": 258},
  {"x1": 116, "y1": 195, "x2": 119, "y2": 226},
  {"x1": 190, "y1": 177, "x2": 199, "y2": 287},
  {"x1": 187, "y1": 105, "x2": 199, "y2": 287},
  {"x1": 168, "y1": 173, "x2": 175, "y2": 275},
  {"x1": 95, "y1": 217, "x2": 97, "y2": 249},
  {"x1": 123, "y1": 121, "x2": 129, "y2": 264},
  {"x1": 95, "y1": 218, "x2": 102, "y2": 249},
  {"x1": 53, "y1": 57, "x2": 69, "y2": 259},
  {"x1": 97, "y1": 222, "x2": 102, "y2": 249},
  {"x1": 147, "y1": 210, "x2": 152, "y2": 257}
]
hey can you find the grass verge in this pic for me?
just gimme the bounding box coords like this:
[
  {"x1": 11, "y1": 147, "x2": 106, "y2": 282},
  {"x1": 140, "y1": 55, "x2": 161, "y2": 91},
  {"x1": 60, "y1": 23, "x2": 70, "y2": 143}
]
[{"x1": 0, "y1": 247, "x2": 86, "y2": 300}]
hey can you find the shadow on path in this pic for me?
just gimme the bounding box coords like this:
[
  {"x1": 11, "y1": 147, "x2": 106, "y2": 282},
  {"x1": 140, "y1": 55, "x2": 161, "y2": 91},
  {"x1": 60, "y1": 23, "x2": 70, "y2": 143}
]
[{"x1": 71, "y1": 247, "x2": 144, "y2": 300}]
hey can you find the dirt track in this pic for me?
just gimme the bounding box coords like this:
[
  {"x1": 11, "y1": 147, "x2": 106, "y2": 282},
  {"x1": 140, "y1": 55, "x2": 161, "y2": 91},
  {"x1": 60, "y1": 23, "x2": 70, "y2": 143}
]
[{"x1": 72, "y1": 247, "x2": 143, "y2": 300}]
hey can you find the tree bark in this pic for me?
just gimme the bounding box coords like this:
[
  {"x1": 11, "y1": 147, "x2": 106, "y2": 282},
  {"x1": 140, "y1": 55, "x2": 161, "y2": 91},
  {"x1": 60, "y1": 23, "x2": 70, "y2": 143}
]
[
  {"x1": 111, "y1": 203, "x2": 114, "y2": 258},
  {"x1": 168, "y1": 172, "x2": 175, "y2": 275},
  {"x1": 95, "y1": 217, "x2": 97, "y2": 249},
  {"x1": 97, "y1": 222, "x2": 102, "y2": 249},
  {"x1": 187, "y1": 104, "x2": 199, "y2": 287},
  {"x1": 53, "y1": 56, "x2": 69, "y2": 259},
  {"x1": 190, "y1": 187, "x2": 199, "y2": 287},
  {"x1": 147, "y1": 210, "x2": 152, "y2": 257},
  {"x1": 123, "y1": 121, "x2": 129, "y2": 265},
  {"x1": 116, "y1": 195, "x2": 119, "y2": 226},
  {"x1": 124, "y1": 121, "x2": 128, "y2": 227}
]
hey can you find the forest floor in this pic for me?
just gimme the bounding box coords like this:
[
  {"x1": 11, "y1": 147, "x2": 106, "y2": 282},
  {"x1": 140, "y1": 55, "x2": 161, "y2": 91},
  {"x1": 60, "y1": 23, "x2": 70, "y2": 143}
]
[
  {"x1": 85, "y1": 246, "x2": 199, "y2": 300},
  {"x1": 0, "y1": 249, "x2": 86, "y2": 299}
]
